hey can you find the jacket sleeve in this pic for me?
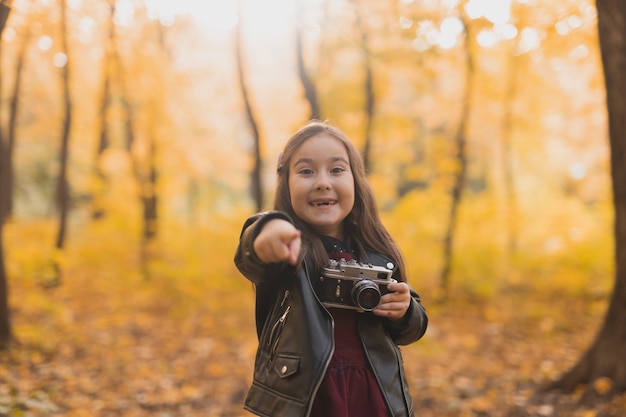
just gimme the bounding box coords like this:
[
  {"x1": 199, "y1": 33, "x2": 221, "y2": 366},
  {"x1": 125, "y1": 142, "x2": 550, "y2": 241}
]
[
  {"x1": 234, "y1": 211, "x2": 295, "y2": 285},
  {"x1": 384, "y1": 288, "x2": 428, "y2": 346}
]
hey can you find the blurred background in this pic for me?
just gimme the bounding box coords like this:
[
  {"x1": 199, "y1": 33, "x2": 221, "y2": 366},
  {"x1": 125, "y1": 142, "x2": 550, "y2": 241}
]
[{"x1": 0, "y1": 0, "x2": 620, "y2": 416}]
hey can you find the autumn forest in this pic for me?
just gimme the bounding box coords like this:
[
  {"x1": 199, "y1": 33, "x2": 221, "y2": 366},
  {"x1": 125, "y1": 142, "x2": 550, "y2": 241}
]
[{"x1": 1, "y1": 0, "x2": 626, "y2": 416}]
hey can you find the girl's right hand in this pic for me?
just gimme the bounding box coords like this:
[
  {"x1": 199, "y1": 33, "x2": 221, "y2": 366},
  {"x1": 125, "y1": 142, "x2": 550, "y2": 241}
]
[{"x1": 253, "y1": 219, "x2": 302, "y2": 265}]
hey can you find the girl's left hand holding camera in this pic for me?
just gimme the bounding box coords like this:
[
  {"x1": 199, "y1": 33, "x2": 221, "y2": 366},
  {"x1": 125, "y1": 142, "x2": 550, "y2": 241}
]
[
  {"x1": 253, "y1": 219, "x2": 302, "y2": 265},
  {"x1": 373, "y1": 282, "x2": 411, "y2": 323}
]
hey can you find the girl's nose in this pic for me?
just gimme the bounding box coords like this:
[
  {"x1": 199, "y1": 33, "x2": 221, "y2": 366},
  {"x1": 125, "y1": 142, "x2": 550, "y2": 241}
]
[{"x1": 315, "y1": 174, "x2": 331, "y2": 191}]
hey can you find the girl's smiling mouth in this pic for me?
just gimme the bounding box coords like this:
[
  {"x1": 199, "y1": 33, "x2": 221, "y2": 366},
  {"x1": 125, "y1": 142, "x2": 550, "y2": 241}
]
[{"x1": 310, "y1": 200, "x2": 337, "y2": 207}]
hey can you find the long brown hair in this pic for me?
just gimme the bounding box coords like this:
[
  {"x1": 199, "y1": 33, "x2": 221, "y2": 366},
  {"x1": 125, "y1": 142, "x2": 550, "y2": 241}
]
[{"x1": 274, "y1": 120, "x2": 408, "y2": 282}]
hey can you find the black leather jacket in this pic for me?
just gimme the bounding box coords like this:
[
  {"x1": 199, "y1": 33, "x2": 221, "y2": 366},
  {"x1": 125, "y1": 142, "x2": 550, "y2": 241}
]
[{"x1": 234, "y1": 212, "x2": 428, "y2": 417}]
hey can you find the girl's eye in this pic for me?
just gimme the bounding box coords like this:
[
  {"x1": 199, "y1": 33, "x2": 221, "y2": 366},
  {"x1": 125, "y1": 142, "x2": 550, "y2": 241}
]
[
  {"x1": 299, "y1": 168, "x2": 314, "y2": 175},
  {"x1": 331, "y1": 167, "x2": 345, "y2": 173}
]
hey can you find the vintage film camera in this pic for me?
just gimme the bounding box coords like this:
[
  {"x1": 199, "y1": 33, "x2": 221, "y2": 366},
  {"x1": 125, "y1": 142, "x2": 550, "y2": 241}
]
[{"x1": 317, "y1": 259, "x2": 396, "y2": 312}]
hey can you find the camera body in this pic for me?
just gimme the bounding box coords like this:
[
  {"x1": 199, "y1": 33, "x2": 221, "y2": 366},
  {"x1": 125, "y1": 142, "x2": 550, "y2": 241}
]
[{"x1": 317, "y1": 259, "x2": 396, "y2": 312}]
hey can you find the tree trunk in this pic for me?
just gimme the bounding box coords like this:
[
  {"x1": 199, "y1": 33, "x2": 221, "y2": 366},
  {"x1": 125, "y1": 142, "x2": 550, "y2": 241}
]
[
  {"x1": 142, "y1": 136, "x2": 158, "y2": 242},
  {"x1": 4, "y1": 29, "x2": 28, "y2": 221},
  {"x1": 49, "y1": 0, "x2": 73, "y2": 286},
  {"x1": 55, "y1": 0, "x2": 72, "y2": 251},
  {"x1": 235, "y1": 0, "x2": 263, "y2": 212},
  {"x1": 549, "y1": 0, "x2": 626, "y2": 398},
  {"x1": 0, "y1": 2, "x2": 8, "y2": 222},
  {"x1": 500, "y1": 52, "x2": 519, "y2": 256},
  {"x1": 0, "y1": 218, "x2": 10, "y2": 349},
  {"x1": 0, "y1": 2, "x2": 8, "y2": 32},
  {"x1": 112, "y1": 17, "x2": 159, "y2": 279},
  {"x1": 0, "y1": 0, "x2": 12, "y2": 349},
  {"x1": 440, "y1": 18, "x2": 474, "y2": 294},
  {"x1": 91, "y1": 4, "x2": 114, "y2": 220},
  {"x1": 119, "y1": 79, "x2": 154, "y2": 279},
  {"x1": 295, "y1": 0, "x2": 321, "y2": 120},
  {"x1": 353, "y1": 4, "x2": 375, "y2": 174}
]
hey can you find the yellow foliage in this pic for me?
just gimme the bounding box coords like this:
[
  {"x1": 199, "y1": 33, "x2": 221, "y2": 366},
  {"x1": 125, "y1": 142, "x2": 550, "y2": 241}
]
[{"x1": 594, "y1": 377, "x2": 614, "y2": 396}]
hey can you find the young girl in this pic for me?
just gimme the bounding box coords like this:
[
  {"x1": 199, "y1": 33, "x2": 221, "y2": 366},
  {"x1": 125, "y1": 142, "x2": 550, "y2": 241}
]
[{"x1": 234, "y1": 121, "x2": 428, "y2": 417}]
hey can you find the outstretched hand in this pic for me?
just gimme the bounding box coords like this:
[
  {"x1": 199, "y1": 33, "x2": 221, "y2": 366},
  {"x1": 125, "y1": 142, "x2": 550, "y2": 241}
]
[
  {"x1": 253, "y1": 219, "x2": 302, "y2": 265},
  {"x1": 373, "y1": 282, "x2": 411, "y2": 322}
]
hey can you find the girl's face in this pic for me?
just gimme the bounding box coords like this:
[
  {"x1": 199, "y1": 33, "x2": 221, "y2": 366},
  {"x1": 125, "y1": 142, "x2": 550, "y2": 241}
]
[{"x1": 288, "y1": 133, "x2": 355, "y2": 239}]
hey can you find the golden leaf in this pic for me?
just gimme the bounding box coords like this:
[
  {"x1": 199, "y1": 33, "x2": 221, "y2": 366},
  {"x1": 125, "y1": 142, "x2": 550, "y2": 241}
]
[{"x1": 593, "y1": 377, "x2": 613, "y2": 396}]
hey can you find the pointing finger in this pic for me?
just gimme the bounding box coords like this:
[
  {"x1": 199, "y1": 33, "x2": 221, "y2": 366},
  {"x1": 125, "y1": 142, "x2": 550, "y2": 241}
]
[{"x1": 287, "y1": 232, "x2": 301, "y2": 265}]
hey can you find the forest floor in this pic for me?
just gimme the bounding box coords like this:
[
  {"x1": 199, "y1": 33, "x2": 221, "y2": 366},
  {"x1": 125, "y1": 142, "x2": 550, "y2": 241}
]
[{"x1": 1, "y1": 223, "x2": 625, "y2": 417}]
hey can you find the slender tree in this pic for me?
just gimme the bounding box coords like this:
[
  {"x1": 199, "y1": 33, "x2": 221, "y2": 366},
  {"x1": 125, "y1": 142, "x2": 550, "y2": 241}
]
[
  {"x1": 3, "y1": 26, "x2": 29, "y2": 221},
  {"x1": 54, "y1": 0, "x2": 73, "y2": 254},
  {"x1": 114, "y1": 15, "x2": 162, "y2": 277},
  {"x1": 0, "y1": 0, "x2": 8, "y2": 30},
  {"x1": 0, "y1": 0, "x2": 10, "y2": 221},
  {"x1": 91, "y1": 3, "x2": 115, "y2": 220},
  {"x1": 500, "y1": 52, "x2": 520, "y2": 256},
  {"x1": 548, "y1": 0, "x2": 626, "y2": 399},
  {"x1": 353, "y1": 2, "x2": 375, "y2": 173},
  {"x1": 440, "y1": 17, "x2": 474, "y2": 294},
  {"x1": 235, "y1": 0, "x2": 263, "y2": 211},
  {"x1": 295, "y1": 0, "x2": 321, "y2": 120},
  {"x1": 0, "y1": 0, "x2": 12, "y2": 349},
  {"x1": 44, "y1": 0, "x2": 74, "y2": 286},
  {"x1": 396, "y1": 120, "x2": 430, "y2": 199},
  {"x1": 131, "y1": 116, "x2": 158, "y2": 243}
]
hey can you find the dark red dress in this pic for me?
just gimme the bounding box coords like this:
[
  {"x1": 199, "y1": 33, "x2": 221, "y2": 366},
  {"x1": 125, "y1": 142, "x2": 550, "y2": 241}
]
[{"x1": 309, "y1": 237, "x2": 390, "y2": 417}]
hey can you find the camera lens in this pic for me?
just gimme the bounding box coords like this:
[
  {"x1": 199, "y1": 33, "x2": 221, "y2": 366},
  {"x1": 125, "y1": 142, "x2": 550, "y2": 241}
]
[{"x1": 351, "y1": 280, "x2": 381, "y2": 311}]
